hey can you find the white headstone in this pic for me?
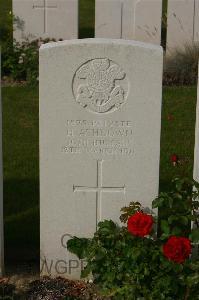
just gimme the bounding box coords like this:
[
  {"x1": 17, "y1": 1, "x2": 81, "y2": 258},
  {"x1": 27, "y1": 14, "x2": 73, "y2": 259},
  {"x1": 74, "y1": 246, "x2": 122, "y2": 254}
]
[
  {"x1": 166, "y1": 0, "x2": 195, "y2": 54},
  {"x1": 194, "y1": 0, "x2": 199, "y2": 43},
  {"x1": 40, "y1": 38, "x2": 163, "y2": 278},
  {"x1": 13, "y1": 0, "x2": 78, "y2": 42},
  {"x1": 95, "y1": 0, "x2": 162, "y2": 45},
  {"x1": 0, "y1": 53, "x2": 4, "y2": 277}
]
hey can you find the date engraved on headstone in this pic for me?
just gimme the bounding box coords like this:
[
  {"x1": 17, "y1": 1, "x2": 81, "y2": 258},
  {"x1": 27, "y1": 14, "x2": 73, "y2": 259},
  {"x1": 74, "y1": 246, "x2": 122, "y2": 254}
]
[
  {"x1": 61, "y1": 119, "x2": 134, "y2": 156},
  {"x1": 72, "y1": 58, "x2": 129, "y2": 114}
]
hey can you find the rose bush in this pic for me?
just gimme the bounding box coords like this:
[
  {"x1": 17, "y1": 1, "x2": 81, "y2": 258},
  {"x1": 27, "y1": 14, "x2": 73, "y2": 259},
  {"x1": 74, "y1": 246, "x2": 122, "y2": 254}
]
[{"x1": 67, "y1": 178, "x2": 199, "y2": 299}]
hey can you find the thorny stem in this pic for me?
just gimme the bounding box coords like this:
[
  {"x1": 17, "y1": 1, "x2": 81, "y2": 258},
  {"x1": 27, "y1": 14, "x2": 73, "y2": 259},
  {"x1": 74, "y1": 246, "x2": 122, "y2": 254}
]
[{"x1": 184, "y1": 287, "x2": 190, "y2": 300}]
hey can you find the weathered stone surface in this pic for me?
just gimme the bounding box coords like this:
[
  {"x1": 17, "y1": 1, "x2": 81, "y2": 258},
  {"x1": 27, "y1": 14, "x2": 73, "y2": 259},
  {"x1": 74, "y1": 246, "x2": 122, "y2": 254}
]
[
  {"x1": 95, "y1": 0, "x2": 122, "y2": 39},
  {"x1": 13, "y1": 0, "x2": 78, "y2": 42},
  {"x1": 95, "y1": 0, "x2": 162, "y2": 45},
  {"x1": 40, "y1": 39, "x2": 163, "y2": 278},
  {"x1": 166, "y1": 0, "x2": 195, "y2": 54},
  {"x1": 194, "y1": 0, "x2": 199, "y2": 43}
]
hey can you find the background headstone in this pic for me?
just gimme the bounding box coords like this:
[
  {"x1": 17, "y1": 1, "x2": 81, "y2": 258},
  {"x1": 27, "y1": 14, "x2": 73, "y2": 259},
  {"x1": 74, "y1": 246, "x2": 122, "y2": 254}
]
[
  {"x1": 40, "y1": 39, "x2": 163, "y2": 278},
  {"x1": 194, "y1": 0, "x2": 199, "y2": 43},
  {"x1": 166, "y1": 0, "x2": 196, "y2": 54},
  {"x1": 95, "y1": 0, "x2": 122, "y2": 39},
  {"x1": 13, "y1": 0, "x2": 78, "y2": 42},
  {"x1": 0, "y1": 53, "x2": 4, "y2": 277},
  {"x1": 95, "y1": 0, "x2": 162, "y2": 45}
]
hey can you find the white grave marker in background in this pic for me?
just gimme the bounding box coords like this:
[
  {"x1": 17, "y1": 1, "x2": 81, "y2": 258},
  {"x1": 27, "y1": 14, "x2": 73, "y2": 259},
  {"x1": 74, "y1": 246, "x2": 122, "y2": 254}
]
[
  {"x1": 13, "y1": 0, "x2": 78, "y2": 42},
  {"x1": 194, "y1": 0, "x2": 199, "y2": 43},
  {"x1": 0, "y1": 53, "x2": 4, "y2": 277},
  {"x1": 40, "y1": 39, "x2": 163, "y2": 278},
  {"x1": 166, "y1": 0, "x2": 199, "y2": 54},
  {"x1": 95, "y1": 0, "x2": 162, "y2": 45}
]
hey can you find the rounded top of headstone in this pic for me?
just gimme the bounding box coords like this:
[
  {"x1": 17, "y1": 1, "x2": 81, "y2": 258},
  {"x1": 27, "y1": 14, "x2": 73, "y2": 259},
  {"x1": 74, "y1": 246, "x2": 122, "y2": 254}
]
[{"x1": 40, "y1": 38, "x2": 163, "y2": 53}]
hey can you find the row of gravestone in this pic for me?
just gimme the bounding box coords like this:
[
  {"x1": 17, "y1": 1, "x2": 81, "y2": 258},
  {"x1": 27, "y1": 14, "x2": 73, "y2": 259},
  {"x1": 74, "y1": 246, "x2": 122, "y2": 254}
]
[
  {"x1": 13, "y1": 0, "x2": 199, "y2": 54},
  {"x1": 1, "y1": 37, "x2": 199, "y2": 278}
]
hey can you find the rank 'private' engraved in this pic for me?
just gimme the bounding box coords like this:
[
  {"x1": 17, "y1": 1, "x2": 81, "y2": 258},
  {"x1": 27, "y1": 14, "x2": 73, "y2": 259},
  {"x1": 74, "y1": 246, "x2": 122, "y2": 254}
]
[{"x1": 72, "y1": 58, "x2": 129, "y2": 114}]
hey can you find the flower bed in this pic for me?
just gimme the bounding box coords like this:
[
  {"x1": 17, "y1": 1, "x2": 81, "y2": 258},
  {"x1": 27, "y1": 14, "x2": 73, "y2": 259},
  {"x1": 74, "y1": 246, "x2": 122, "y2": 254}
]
[{"x1": 68, "y1": 178, "x2": 199, "y2": 299}]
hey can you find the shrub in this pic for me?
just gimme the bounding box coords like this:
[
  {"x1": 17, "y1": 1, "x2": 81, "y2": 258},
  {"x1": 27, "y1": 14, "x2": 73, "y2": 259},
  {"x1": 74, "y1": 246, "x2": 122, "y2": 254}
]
[
  {"x1": 1, "y1": 12, "x2": 55, "y2": 86},
  {"x1": 2, "y1": 38, "x2": 56, "y2": 86},
  {"x1": 67, "y1": 178, "x2": 199, "y2": 299},
  {"x1": 164, "y1": 43, "x2": 199, "y2": 86}
]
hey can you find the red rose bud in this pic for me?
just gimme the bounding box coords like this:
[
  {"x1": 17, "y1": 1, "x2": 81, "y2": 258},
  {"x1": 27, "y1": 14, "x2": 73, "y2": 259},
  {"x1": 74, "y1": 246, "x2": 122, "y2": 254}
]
[
  {"x1": 127, "y1": 211, "x2": 154, "y2": 237},
  {"x1": 167, "y1": 114, "x2": 174, "y2": 121},
  {"x1": 163, "y1": 236, "x2": 191, "y2": 264},
  {"x1": 171, "y1": 154, "x2": 179, "y2": 166}
]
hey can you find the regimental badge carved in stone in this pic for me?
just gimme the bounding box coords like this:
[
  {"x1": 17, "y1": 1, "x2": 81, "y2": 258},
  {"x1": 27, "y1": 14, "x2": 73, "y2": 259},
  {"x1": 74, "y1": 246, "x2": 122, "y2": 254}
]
[{"x1": 72, "y1": 58, "x2": 129, "y2": 113}]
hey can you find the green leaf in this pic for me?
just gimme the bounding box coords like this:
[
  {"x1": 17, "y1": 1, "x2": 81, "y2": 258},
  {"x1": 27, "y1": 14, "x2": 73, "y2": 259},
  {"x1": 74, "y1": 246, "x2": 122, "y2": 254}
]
[
  {"x1": 179, "y1": 216, "x2": 189, "y2": 225},
  {"x1": 67, "y1": 237, "x2": 90, "y2": 259},
  {"x1": 187, "y1": 273, "x2": 199, "y2": 286},
  {"x1": 175, "y1": 180, "x2": 183, "y2": 192},
  {"x1": 190, "y1": 228, "x2": 199, "y2": 242},
  {"x1": 193, "y1": 179, "x2": 199, "y2": 189},
  {"x1": 161, "y1": 220, "x2": 170, "y2": 234},
  {"x1": 174, "y1": 192, "x2": 183, "y2": 200},
  {"x1": 168, "y1": 215, "x2": 178, "y2": 224},
  {"x1": 81, "y1": 265, "x2": 91, "y2": 278},
  {"x1": 171, "y1": 227, "x2": 182, "y2": 236},
  {"x1": 160, "y1": 233, "x2": 170, "y2": 240},
  {"x1": 168, "y1": 197, "x2": 174, "y2": 208},
  {"x1": 152, "y1": 197, "x2": 161, "y2": 208}
]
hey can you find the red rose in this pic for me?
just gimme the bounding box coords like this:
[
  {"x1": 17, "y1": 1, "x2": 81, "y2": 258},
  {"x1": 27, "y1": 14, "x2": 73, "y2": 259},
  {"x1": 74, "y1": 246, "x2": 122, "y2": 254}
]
[
  {"x1": 127, "y1": 211, "x2": 154, "y2": 237},
  {"x1": 171, "y1": 154, "x2": 179, "y2": 163},
  {"x1": 163, "y1": 236, "x2": 191, "y2": 264},
  {"x1": 167, "y1": 114, "x2": 174, "y2": 121},
  {"x1": 171, "y1": 154, "x2": 178, "y2": 162}
]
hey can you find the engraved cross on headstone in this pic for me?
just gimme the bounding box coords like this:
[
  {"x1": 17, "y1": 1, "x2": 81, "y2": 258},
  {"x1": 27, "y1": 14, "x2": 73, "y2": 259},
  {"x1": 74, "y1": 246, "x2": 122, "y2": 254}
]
[
  {"x1": 33, "y1": 0, "x2": 57, "y2": 33},
  {"x1": 73, "y1": 160, "x2": 126, "y2": 229}
]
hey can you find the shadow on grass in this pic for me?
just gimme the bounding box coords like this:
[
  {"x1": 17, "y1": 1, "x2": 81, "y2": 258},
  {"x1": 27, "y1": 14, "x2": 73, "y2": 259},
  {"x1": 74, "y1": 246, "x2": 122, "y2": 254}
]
[{"x1": 4, "y1": 179, "x2": 39, "y2": 263}]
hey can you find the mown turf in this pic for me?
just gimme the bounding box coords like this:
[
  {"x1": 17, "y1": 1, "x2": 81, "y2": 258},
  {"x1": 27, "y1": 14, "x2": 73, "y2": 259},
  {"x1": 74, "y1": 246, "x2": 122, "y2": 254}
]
[
  {"x1": 160, "y1": 86, "x2": 197, "y2": 190},
  {"x1": 2, "y1": 86, "x2": 39, "y2": 261},
  {"x1": 0, "y1": 0, "x2": 11, "y2": 27}
]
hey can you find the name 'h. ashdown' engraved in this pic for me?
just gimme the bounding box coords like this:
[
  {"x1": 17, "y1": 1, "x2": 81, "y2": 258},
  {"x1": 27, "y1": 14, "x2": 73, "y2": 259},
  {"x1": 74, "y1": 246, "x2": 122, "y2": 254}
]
[
  {"x1": 73, "y1": 160, "x2": 126, "y2": 229},
  {"x1": 72, "y1": 58, "x2": 129, "y2": 114}
]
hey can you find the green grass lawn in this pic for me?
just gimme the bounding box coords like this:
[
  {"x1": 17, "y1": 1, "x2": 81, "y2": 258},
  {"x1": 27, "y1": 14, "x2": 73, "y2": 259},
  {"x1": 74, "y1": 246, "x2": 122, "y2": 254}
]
[
  {"x1": 2, "y1": 86, "x2": 39, "y2": 262},
  {"x1": 2, "y1": 85, "x2": 197, "y2": 263},
  {"x1": 160, "y1": 87, "x2": 197, "y2": 189},
  {"x1": 0, "y1": 0, "x2": 11, "y2": 26}
]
